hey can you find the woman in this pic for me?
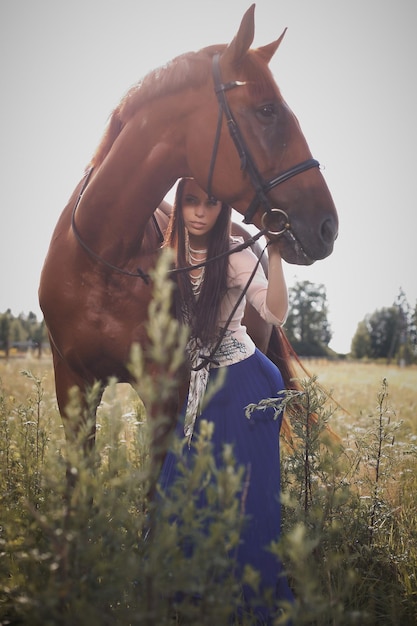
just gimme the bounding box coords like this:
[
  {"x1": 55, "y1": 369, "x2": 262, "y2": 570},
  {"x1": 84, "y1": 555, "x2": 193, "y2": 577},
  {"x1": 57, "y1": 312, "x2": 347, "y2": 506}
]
[{"x1": 160, "y1": 177, "x2": 294, "y2": 621}]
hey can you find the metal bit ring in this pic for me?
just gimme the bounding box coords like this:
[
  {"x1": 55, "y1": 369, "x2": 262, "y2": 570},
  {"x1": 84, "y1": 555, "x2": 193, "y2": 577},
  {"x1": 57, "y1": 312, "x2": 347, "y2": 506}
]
[{"x1": 261, "y1": 208, "x2": 290, "y2": 237}]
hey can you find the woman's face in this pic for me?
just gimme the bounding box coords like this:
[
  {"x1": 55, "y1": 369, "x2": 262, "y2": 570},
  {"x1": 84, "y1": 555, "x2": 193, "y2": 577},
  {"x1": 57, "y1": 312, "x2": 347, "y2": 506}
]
[{"x1": 181, "y1": 179, "x2": 222, "y2": 244}]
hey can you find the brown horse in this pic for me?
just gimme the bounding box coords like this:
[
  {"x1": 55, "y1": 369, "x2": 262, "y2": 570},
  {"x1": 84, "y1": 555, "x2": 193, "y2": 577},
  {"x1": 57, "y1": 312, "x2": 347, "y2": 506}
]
[{"x1": 39, "y1": 5, "x2": 338, "y2": 452}]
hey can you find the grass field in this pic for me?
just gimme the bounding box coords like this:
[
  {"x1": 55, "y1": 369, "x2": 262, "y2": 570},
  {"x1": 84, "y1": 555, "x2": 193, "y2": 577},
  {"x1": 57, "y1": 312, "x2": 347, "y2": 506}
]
[
  {"x1": 2, "y1": 353, "x2": 416, "y2": 437},
  {"x1": 1, "y1": 352, "x2": 416, "y2": 625},
  {"x1": 296, "y1": 358, "x2": 417, "y2": 438}
]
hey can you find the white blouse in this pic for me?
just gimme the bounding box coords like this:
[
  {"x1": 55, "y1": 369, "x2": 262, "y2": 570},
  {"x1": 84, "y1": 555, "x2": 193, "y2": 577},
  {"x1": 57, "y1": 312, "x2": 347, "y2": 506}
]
[
  {"x1": 184, "y1": 237, "x2": 287, "y2": 441},
  {"x1": 212, "y1": 241, "x2": 286, "y2": 368}
]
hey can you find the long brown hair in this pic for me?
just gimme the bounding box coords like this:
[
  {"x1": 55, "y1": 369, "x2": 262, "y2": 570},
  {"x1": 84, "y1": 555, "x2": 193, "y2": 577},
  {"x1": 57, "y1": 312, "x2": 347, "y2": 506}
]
[{"x1": 164, "y1": 178, "x2": 232, "y2": 346}]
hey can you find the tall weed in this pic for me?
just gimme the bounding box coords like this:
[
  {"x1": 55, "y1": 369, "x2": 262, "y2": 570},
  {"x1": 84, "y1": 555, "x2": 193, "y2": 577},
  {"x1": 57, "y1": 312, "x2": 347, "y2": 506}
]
[
  {"x1": 250, "y1": 376, "x2": 417, "y2": 625},
  {"x1": 1, "y1": 253, "x2": 416, "y2": 624}
]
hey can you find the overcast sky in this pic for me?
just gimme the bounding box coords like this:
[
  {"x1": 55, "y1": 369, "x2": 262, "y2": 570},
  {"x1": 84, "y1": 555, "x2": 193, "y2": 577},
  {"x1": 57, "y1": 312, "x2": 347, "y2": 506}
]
[{"x1": 1, "y1": 0, "x2": 415, "y2": 353}]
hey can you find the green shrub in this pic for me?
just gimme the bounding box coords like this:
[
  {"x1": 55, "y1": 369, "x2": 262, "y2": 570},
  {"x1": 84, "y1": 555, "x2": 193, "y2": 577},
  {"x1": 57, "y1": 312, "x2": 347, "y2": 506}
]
[{"x1": 1, "y1": 252, "x2": 416, "y2": 624}]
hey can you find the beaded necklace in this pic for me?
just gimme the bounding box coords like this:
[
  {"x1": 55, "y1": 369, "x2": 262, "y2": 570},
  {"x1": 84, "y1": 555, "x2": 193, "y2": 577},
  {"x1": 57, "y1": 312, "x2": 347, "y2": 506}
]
[{"x1": 187, "y1": 244, "x2": 207, "y2": 297}]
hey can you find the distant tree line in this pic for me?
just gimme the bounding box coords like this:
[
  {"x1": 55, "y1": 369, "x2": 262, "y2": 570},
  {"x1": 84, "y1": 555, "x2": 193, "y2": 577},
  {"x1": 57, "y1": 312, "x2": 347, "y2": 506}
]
[
  {"x1": 350, "y1": 288, "x2": 417, "y2": 364},
  {"x1": 284, "y1": 282, "x2": 416, "y2": 363},
  {"x1": 0, "y1": 310, "x2": 48, "y2": 358},
  {"x1": 284, "y1": 281, "x2": 333, "y2": 358},
  {"x1": 2, "y1": 283, "x2": 416, "y2": 363}
]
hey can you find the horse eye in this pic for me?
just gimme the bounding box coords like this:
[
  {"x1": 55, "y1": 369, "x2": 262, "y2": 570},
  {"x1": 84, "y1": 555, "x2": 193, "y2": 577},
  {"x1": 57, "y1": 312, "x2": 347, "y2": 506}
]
[{"x1": 257, "y1": 103, "x2": 277, "y2": 118}]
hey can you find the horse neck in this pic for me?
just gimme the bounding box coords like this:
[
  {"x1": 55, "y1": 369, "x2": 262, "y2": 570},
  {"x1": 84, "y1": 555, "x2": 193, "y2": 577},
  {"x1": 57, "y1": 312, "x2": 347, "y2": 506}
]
[{"x1": 74, "y1": 100, "x2": 189, "y2": 264}]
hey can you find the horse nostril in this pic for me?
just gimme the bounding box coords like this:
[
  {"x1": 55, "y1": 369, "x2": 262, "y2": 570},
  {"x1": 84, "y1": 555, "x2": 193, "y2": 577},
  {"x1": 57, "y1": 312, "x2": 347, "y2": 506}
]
[{"x1": 321, "y1": 218, "x2": 338, "y2": 244}]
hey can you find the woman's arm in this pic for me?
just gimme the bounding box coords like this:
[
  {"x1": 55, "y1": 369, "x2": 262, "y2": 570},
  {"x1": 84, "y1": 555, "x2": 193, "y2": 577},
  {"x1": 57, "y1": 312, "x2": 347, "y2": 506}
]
[
  {"x1": 228, "y1": 244, "x2": 288, "y2": 327},
  {"x1": 265, "y1": 242, "x2": 289, "y2": 326}
]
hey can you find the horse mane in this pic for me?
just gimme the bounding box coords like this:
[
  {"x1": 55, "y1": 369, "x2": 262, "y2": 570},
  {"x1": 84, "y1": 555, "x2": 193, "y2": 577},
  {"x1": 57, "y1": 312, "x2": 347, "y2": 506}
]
[
  {"x1": 88, "y1": 49, "x2": 215, "y2": 170},
  {"x1": 88, "y1": 45, "x2": 280, "y2": 171}
]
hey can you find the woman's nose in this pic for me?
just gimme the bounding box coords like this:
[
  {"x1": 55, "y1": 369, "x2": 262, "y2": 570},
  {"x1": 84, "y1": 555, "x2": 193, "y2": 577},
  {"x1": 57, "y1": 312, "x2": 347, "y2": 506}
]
[{"x1": 194, "y1": 203, "x2": 205, "y2": 217}]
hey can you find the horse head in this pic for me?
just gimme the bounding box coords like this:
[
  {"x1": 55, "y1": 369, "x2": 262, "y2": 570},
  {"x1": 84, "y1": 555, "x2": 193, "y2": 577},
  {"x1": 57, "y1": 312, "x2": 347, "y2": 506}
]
[{"x1": 186, "y1": 4, "x2": 338, "y2": 265}]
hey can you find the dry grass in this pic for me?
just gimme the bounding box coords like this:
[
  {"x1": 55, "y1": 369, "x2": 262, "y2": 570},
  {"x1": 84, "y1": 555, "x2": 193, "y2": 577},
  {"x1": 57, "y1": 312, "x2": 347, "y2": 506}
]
[
  {"x1": 1, "y1": 353, "x2": 416, "y2": 439},
  {"x1": 0, "y1": 353, "x2": 56, "y2": 395},
  {"x1": 296, "y1": 358, "x2": 417, "y2": 438}
]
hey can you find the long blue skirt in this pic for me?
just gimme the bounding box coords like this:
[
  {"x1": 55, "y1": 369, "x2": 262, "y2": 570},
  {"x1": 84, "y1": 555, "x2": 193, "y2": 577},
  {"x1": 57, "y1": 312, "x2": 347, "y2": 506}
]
[{"x1": 160, "y1": 348, "x2": 294, "y2": 622}]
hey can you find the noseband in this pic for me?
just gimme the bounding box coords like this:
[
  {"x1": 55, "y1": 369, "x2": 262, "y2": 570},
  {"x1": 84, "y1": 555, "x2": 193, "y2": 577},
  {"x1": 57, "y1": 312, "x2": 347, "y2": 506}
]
[{"x1": 207, "y1": 53, "x2": 320, "y2": 228}]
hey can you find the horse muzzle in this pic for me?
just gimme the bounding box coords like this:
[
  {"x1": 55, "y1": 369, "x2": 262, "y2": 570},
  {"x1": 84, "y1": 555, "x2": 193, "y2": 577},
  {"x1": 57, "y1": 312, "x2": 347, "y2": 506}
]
[{"x1": 261, "y1": 207, "x2": 338, "y2": 265}]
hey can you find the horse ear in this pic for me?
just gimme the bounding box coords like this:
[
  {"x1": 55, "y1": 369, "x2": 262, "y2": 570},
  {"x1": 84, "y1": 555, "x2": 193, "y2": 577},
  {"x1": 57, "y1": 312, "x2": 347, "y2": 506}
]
[
  {"x1": 223, "y1": 4, "x2": 255, "y2": 67},
  {"x1": 256, "y1": 28, "x2": 287, "y2": 63}
]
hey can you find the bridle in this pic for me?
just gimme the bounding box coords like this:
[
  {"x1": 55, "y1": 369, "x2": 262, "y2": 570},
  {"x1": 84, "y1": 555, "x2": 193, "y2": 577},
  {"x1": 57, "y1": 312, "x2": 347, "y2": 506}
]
[
  {"x1": 71, "y1": 52, "x2": 320, "y2": 283},
  {"x1": 207, "y1": 52, "x2": 320, "y2": 231}
]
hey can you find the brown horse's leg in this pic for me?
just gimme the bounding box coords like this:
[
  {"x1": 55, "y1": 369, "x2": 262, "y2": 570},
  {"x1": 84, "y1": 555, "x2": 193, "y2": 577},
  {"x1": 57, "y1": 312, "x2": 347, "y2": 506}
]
[
  {"x1": 49, "y1": 349, "x2": 104, "y2": 501},
  {"x1": 52, "y1": 350, "x2": 103, "y2": 452},
  {"x1": 139, "y1": 362, "x2": 189, "y2": 502}
]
